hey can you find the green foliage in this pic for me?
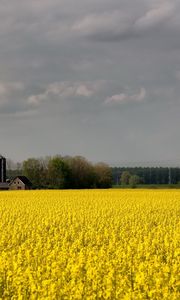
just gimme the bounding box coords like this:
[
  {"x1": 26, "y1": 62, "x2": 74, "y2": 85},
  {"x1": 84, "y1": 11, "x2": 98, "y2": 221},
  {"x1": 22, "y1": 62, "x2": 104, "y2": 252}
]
[
  {"x1": 129, "y1": 175, "x2": 141, "y2": 188},
  {"x1": 94, "y1": 163, "x2": 112, "y2": 188},
  {"x1": 23, "y1": 158, "x2": 43, "y2": 188},
  {"x1": 112, "y1": 167, "x2": 180, "y2": 185},
  {"x1": 9, "y1": 155, "x2": 113, "y2": 189},
  {"x1": 47, "y1": 156, "x2": 71, "y2": 189},
  {"x1": 120, "y1": 171, "x2": 131, "y2": 185},
  {"x1": 66, "y1": 156, "x2": 95, "y2": 189},
  {"x1": 7, "y1": 169, "x2": 23, "y2": 180},
  {"x1": 13, "y1": 159, "x2": 180, "y2": 189}
]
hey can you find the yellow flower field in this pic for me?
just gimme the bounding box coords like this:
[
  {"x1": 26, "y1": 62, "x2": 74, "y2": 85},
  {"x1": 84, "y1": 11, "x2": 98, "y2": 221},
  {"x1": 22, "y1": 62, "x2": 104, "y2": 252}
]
[{"x1": 0, "y1": 190, "x2": 179, "y2": 299}]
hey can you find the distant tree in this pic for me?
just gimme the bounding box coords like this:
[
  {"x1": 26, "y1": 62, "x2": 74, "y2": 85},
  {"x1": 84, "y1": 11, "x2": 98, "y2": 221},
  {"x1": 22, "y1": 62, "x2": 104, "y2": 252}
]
[
  {"x1": 47, "y1": 156, "x2": 71, "y2": 189},
  {"x1": 37, "y1": 156, "x2": 51, "y2": 186},
  {"x1": 120, "y1": 171, "x2": 131, "y2": 185},
  {"x1": 16, "y1": 162, "x2": 23, "y2": 171},
  {"x1": 94, "y1": 163, "x2": 112, "y2": 188},
  {"x1": 6, "y1": 159, "x2": 16, "y2": 170},
  {"x1": 66, "y1": 156, "x2": 95, "y2": 189},
  {"x1": 23, "y1": 158, "x2": 44, "y2": 188},
  {"x1": 129, "y1": 175, "x2": 141, "y2": 188},
  {"x1": 112, "y1": 166, "x2": 180, "y2": 186}
]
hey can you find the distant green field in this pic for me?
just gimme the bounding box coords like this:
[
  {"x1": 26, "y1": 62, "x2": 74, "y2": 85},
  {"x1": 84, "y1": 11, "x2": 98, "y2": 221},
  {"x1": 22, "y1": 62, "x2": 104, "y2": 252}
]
[{"x1": 113, "y1": 184, "x2": 180, "y2": 189}]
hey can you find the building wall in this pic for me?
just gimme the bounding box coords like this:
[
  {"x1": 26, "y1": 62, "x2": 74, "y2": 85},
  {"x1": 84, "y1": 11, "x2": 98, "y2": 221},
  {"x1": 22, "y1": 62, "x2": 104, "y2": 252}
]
[{"x1": 10, "y1": 179, "x2": 26, "y2": 190}]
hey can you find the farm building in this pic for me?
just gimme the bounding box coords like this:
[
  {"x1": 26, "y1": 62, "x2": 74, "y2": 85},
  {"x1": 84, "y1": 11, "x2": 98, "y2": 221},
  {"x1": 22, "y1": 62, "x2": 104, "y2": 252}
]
[
  {"x1": 0, "y1": 155, "x2": 9, "y2": 190},
  {"x1": 0, "y1": 156, "x2": 32, "y2": 191},
  {"x1": 0, "y1": 155, "x2": 6, "y2": 183},
  {"x1": 0, "y1": 182, "x2": 9, "y2": 190},
  {"x1": 9, "y1": 176, "x2": 32, "y2": 190}
]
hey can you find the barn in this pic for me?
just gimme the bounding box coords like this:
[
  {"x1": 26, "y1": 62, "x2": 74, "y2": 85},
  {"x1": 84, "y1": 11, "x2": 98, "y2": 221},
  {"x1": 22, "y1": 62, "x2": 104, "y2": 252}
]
[
  {"x1": 0, "y1": 155, "x2": 33, "y2": 191},
  {"x1": 9, "y1": 176, "x2": 32, "y2": 190}
]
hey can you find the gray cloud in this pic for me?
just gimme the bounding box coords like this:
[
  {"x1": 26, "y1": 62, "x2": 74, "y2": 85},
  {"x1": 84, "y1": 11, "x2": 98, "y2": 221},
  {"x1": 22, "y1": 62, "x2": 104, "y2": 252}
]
[
  {"x1": 72, "y1": 11, "x2": 133, "y2": 40},
  {"x1": 72, "y1": 1, "x2": 176, "y2": 41},
  {"x1": 105, "y1": 88, "x2": 146, "y2": 105},
  {"x1": 0, "y1": 81, "x2": 25, "y2": 111},
  {"x1": 135, "y1": 1, "x2": 174, "y2": 29},
  {"x1": 0, "y1": 0, "x2": 180, "y2": 164},
  {"x1": 0, "y1": 81, "x2": 24, "y2": 97},
  {"x1": 27, "y1": 81, "x2": 104, "y2": 107}
]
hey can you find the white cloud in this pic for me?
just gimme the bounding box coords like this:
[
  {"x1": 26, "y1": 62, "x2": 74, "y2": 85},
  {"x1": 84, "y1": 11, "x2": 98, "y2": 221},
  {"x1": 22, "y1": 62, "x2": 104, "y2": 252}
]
[
  {"x1": 72, "y1": 11, "x2": 131, "y2": 37},
  {"x1": 105, "y1": 93, "x2": 127, "y2": 104},
  {"x1": 135, "y1": 1, "x2": 174, "y2": 30},
  {"x1": 76, "y1": 85, "x2": 94, "y2": 97},
  {"x1": 27, "y1": 94, "x2": 47, "y2": 106},
  {"x1": 27, "y1": 81, "x2": 102, "y2": 106},
  {"x1": 132, "y1": 87, "x2": 146, "y2": 101},
  {"x1": 72, "y1": 1, "x2": 176, "y2": 41},
  {"x1": 105, "y1": 88, "x2": 146, "y2": 105}
]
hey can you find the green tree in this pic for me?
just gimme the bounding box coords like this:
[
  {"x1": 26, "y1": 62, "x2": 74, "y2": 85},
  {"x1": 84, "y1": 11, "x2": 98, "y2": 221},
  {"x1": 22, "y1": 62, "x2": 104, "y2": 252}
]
[
  {"x1": 120, "y1": 171, "x2": 131, "y2": 185},
  {"x1": 23, "y1": 158, "x2": 43, "y2": 188},
  {"x1": 47, "y1": 156, "x2": 71, "y2": 189},
  {"x1": 66, "y1": 156, "x2": 95, "y2": 189},
  {"x1": 94, "y1": 163, "x2": 112, "y2": 188},
  {"x1": 129, "y1": 175, "x2": 141, "y2": 188}
]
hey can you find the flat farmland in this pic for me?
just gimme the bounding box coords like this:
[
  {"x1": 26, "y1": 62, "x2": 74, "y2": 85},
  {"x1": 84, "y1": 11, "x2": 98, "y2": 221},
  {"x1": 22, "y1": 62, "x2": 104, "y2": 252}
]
[{"x1": 0, "y1": 190, "x2": 179, "y2": 299}]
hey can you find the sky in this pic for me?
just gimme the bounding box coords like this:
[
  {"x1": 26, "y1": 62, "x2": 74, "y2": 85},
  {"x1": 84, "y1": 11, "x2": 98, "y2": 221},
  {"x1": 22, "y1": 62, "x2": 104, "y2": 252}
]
[{"x1": 0, "y1": 0, "x2": 180, "y2": 166}]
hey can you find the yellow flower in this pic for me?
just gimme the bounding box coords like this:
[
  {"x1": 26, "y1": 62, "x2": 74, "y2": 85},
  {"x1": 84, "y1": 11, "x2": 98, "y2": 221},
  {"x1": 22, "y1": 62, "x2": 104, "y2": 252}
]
[{"x1": 0, "y1": 189, "x2": 179, "y2": 299}]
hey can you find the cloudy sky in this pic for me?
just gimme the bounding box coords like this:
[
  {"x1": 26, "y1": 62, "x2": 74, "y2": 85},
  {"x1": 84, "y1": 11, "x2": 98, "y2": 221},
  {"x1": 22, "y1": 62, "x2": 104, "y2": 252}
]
[{"x1": 1, "y1": 0, "x2": 180, "y2": 165}]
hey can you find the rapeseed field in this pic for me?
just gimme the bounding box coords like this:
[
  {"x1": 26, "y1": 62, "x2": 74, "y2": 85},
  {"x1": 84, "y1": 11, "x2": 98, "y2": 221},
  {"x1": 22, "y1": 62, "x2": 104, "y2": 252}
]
[{"x1": 0, "y1": 190, "x2": 179, "y2": 299}]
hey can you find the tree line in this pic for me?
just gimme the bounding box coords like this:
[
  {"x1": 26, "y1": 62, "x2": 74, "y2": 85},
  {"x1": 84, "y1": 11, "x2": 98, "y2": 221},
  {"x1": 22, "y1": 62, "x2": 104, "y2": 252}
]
[
  {"x1": 7, "y1": 156, "x2": 112, "y2": 189},
  {"x1": 6, "y1": 159, "x2": 180, "y2": 189},
  {"x1": 112, "y1": 167, "x2": 180, "y2": 186}
]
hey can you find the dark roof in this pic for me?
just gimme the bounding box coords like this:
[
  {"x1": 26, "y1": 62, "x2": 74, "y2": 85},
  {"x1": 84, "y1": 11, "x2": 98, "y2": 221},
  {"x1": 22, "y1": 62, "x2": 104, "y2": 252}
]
[{"x1": 13, "y1": 176, "x2": 32, "y2": 186}]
